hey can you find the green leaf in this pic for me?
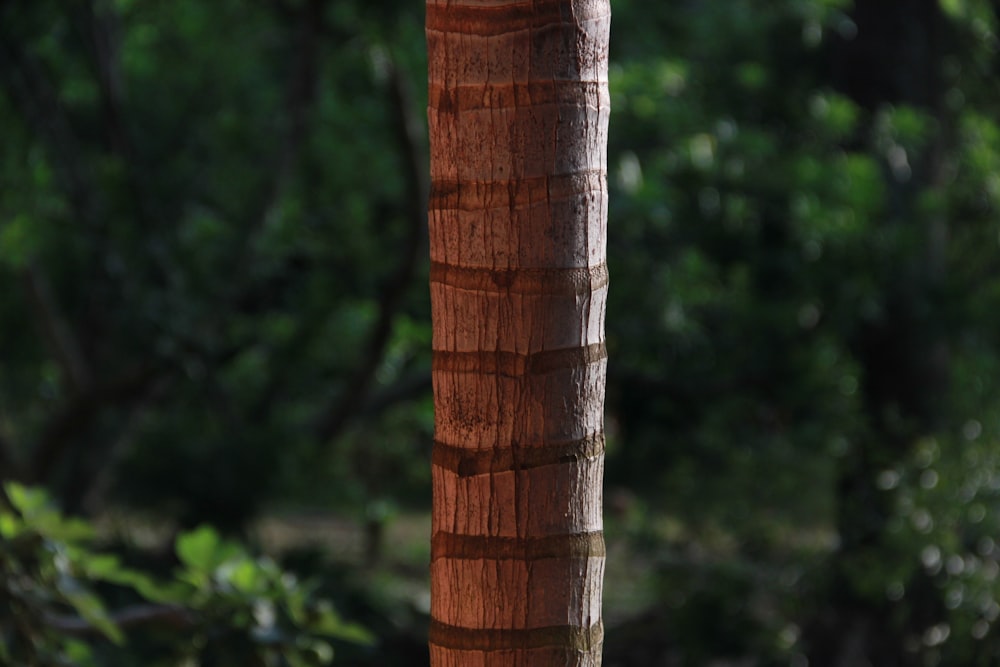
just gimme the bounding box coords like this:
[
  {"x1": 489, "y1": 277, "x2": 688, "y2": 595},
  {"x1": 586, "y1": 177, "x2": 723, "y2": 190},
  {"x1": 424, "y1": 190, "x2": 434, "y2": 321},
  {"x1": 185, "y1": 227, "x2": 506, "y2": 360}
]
[
  {"x1": 940, "y1": 0, "x2": 961, "y2": 18},
  {"x1": 79, "y1": 553, "x2": 172, "y2": 601},
  {"x1": 80, "y1": 553, "x2": 123, "y2": 578},
  {"x1": 4, "y1": 483, "x2": 94, "y2": 542},
  {"x1": 176, "y1": 525, "x2": 222, "y2": 571},
  {"x1": 0, "y1": 512, "x2": 22, "y2": 538},
  {"x1": 6, "y1": 483, "x2": 47, "y2": 515},
  {"x1": 61, "y1": 583, "x2": 124, "y2": 645},
  {"x1": 0, "y1": 216, "x2": 40, "y2": 269},
  {"x1": 64, "y1": 639, "x2": 97, "y2": 667},
  {"x1": 313, "y1": 603, "x2": 374, "y2": 645},
  {"x1": 296, "y1": 638, "x2": 334, "y2": 664},
  {"x1": 138, "y1": 577, "x2": 191, "y2": 604},
  {"x1": 224, "y1": 558, "x2": 265, "y2": 595},
  {"x1": 327, "y1": 620, "x2": 375, "y2": 646},
  {"x1": 34, "y1": 514, "x2": 95, "y2": 542}
]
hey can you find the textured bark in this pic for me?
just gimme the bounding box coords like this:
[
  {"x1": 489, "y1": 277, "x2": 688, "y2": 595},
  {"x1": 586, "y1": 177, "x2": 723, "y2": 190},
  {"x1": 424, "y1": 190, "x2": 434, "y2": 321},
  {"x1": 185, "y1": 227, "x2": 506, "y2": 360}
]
[{"x1": 426, "y1": 1, "x2": 610, "y2": 665}]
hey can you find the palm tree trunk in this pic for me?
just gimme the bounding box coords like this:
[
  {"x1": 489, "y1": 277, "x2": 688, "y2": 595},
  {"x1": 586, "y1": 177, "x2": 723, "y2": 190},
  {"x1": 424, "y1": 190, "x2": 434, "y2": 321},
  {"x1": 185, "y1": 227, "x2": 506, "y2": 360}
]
[{"x1": 426, "y1": 1, "x2": 611, "y2": 664}]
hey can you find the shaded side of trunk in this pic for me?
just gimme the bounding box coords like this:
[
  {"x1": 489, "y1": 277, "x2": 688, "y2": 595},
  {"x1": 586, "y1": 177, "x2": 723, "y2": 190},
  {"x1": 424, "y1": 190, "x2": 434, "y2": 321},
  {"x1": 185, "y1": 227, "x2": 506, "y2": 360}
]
[{"x1": 426, "y1": 1, "x2": 611, "y2": 665}]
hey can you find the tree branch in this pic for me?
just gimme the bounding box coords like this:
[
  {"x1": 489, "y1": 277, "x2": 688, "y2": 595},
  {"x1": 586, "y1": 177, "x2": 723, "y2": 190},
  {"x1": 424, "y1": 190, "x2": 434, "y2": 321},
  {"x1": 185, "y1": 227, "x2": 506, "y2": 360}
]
[
  {"x1": 22, "y1": 264, "x2": 94, "y2": 394},
  {"x1": 249, "y1": 0, "x2": 324, "y2": 235},
  {"x1": 316, "y1": 58, "x2": 428, "y2": 445},
  {"x1": 80, "y1": 375, "x2": 174, "y2": 514},
  {"x1": 359, "y1": 369, "x2": 432, "y2": 419},
  {"x1": 78, "y1": 0, "x2": 157, "y2": 231},
  {"x1": 29, "y1": 363, "x2": 163, "y2": 484},
  {"x1": 44, "y1": 603, "x2": 195, "y2": 637},
  {"x1": 78, "y1": 0, "x2": 130, "y2": 159}
]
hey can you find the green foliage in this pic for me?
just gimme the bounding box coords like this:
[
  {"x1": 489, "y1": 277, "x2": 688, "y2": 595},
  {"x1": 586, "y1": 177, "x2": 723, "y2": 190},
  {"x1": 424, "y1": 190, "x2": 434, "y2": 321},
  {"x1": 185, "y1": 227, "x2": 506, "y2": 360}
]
[
  {"x1": 602, "y1": 0, "x2": 1000, "y2": 663},
  {"x1": 0, "y1": 0, "x2": 432, "y2": 529},
  {"x1": 2, "y1": 482, "x2": 129, "y2": 664},
  {"x1": 0, "y1": 484, "x2": 370, "y2": 666},
  {"x1": 169, "y1": 524, "x2": 373, "y2": 665}
]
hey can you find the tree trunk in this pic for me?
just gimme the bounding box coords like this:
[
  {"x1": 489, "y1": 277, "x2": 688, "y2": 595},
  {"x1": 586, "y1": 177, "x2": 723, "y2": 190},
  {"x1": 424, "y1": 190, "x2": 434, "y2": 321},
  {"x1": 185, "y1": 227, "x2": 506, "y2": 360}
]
[{"x1": 426, "y1": 1, "x2": 611, "y2": 665}]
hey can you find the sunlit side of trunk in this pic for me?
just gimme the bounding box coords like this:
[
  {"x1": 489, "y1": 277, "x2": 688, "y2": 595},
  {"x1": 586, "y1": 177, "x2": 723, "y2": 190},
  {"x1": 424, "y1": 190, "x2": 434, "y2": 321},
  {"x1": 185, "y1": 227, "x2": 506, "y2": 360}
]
[{"x1": 427, "y1": 1, "x2": 611, "y2": 665}]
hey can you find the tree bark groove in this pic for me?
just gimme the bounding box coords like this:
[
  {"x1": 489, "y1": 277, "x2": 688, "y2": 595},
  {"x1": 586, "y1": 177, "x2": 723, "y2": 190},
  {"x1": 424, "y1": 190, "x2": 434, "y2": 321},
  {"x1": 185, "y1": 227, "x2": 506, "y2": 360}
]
[{"x1": 427, "y1": 0, "x2": 610, "y2": 664}]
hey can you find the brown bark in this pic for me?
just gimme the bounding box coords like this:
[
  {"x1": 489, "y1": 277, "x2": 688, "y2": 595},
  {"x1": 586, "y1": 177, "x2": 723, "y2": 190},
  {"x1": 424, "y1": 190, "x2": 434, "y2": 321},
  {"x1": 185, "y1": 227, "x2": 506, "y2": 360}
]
[{"x1": 426, "y1": 1, "x2": 610, "y2": 665}]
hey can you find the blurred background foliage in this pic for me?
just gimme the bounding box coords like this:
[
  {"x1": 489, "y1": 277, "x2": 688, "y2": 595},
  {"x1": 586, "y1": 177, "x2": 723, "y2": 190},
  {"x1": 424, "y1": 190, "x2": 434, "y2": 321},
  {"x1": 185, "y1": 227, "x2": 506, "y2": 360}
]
[{"x1": 1, "y1": 0, "x2": 1000, "y2": 664}]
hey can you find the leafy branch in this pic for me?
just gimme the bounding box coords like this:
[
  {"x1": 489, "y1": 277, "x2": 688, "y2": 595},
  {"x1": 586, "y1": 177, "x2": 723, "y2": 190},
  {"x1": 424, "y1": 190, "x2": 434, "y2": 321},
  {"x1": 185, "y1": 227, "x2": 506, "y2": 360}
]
[{"x1": 0, "y1": 483, "x2": 372, "y2": 666}]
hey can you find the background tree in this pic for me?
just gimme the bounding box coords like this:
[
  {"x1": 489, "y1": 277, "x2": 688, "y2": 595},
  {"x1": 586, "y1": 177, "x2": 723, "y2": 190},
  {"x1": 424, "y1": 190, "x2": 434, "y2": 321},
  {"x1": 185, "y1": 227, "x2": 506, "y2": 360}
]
[
  {"x1": 426, "y1": 0, "x2": 610, "y2": 664},
  {"x1": 807, "y1": 1, "x2": 955, "y2": 663}
]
